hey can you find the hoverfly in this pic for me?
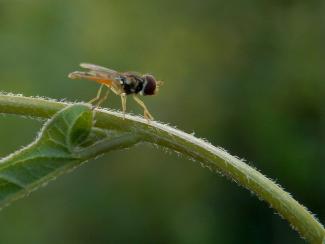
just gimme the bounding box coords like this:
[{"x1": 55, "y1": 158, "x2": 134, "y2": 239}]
[{"x1": 68, "y1": 63, "x2": 163, "y2": 120}]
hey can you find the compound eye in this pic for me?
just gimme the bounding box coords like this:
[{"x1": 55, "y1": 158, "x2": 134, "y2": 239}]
[
  {"x1": 143, "y1": 75, "x2": 156, "y2": 95},
  {"x1": 145, "y1": 75, "x2": 155, "y2": 84}
]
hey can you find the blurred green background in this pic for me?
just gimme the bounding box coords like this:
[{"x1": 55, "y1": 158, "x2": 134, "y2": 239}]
[{"x1": 0, "y1": 0, "x2": 324, "y2": 243}]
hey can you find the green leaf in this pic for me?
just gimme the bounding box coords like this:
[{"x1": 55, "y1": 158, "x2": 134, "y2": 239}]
[{"x1": 0, "y1": 104, "x2": 140, "y2": 209}]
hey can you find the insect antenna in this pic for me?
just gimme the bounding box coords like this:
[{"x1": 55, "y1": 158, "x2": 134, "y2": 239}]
[{"x1": 155, "y1": 80, "x2": 164, "y2": 93}]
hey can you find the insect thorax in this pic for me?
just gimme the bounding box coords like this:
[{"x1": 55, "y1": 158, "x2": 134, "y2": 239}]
[{"x1": 120, "y1": 74, "x2": 144, "y2": 95}]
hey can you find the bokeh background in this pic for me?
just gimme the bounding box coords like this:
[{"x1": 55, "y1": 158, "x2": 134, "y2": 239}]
[{"x1": 0, "y1": 0, "x2": 324, "y2": 243}]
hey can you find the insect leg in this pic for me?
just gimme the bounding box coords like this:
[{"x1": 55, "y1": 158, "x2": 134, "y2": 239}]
[
  {"x1": 120, "y1": 93, "x2": 127, "y2": 119},
  {"x1": 132, "y1": 95, "x2": 154, "y2": 121},
  {"x1": 95, "y1": 88, "x2": 110, "y2": 107},
  {"x1": 88, "y1": 84, "x2": 104, "y2": 104}
]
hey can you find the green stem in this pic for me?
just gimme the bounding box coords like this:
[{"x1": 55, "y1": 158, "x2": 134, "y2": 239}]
[{"x1": 0, "y1": 93, "x2": 324, "y2": 243}]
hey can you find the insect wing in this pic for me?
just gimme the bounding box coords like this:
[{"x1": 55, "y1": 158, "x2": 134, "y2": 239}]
[
  {"x1": 80, "y1": 63, "x2": 118, "y2": 74},
  {"x1": 78, "y1": 63, "x2": 124, "y2": 84}
]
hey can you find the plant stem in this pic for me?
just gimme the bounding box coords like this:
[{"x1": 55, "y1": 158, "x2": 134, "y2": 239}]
[{"x1": 0, "y1": 93, "x2": 324, "y2": 243}]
